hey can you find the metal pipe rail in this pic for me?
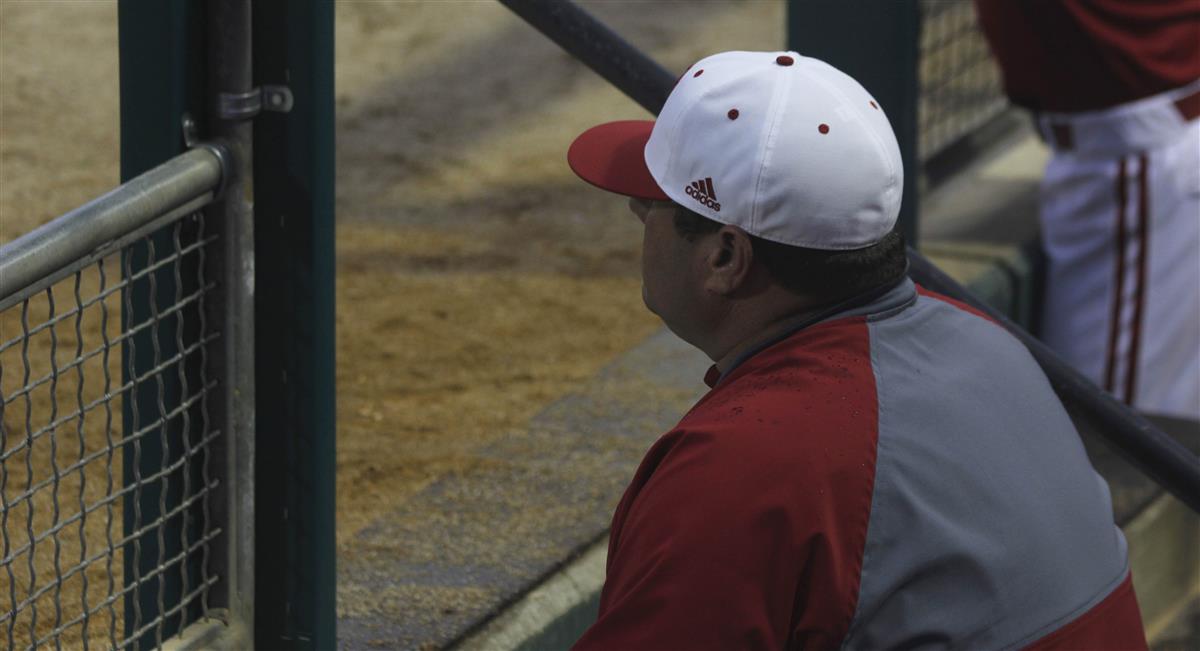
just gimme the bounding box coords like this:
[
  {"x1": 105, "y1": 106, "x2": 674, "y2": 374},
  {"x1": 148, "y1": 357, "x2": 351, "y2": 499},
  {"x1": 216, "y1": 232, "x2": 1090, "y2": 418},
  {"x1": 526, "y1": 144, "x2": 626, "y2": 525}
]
[
  {"x1": 0, "y1": 146, "x2": 227, "y2": 309},
  {"x1": 497, "y1": 0, "x2": 1200, "y2": 514},
  {"x1": 498, "y1": 0, "x2": 674, "y2": 115}
]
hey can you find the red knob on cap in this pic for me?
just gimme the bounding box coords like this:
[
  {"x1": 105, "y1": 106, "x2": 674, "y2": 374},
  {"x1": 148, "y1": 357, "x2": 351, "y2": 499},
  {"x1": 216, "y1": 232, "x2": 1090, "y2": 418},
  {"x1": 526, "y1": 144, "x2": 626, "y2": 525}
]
[{"x1": 776, "y1": 55, "x2": 794, "y2": 66}]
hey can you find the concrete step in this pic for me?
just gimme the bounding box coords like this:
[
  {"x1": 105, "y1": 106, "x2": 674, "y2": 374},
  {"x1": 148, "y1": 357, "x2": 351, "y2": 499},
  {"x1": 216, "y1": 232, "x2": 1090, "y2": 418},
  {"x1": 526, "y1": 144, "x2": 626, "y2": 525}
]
[
  {"x1": 1152, "y1": 596, "x2": 1200, "y2": 651},
  {"x1": 337, "y1": 329, "x2": 709, "y2": 650},
  {"x1": 1079, "y1": 411, "x2": 1200, "y2": 644}
]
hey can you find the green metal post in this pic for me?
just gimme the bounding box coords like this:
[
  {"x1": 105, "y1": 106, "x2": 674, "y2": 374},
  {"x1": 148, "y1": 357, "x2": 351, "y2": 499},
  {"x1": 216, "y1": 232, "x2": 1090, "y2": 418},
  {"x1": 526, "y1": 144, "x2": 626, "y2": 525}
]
[
  {"x1": 251, "y1": 1, "x2": 337, "y2": 648},
  {"x1": 787, "y1": 0, "x2": 921, "y2": 246},
  {"x1": 117, "y1": 1, "x2": 206, "y2": 646}
]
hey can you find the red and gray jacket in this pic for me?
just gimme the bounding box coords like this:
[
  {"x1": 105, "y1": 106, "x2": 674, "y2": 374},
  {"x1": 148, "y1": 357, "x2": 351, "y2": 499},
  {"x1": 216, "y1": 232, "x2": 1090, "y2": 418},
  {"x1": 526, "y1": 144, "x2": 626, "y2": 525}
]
[{"x1": 573, "y1": 279, "x2": 1146, "y2": 650}]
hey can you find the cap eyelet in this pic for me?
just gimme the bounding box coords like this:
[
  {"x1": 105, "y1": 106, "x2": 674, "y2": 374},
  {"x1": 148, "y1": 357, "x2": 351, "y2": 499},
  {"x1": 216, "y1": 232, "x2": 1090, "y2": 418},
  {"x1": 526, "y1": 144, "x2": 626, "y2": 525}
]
[
  {"x1": 869, "y1": 100, "x2": 879, "y2": 110},
  {"x1": 727, "y1": 109, "x2": 739, "y2": 120},
  {"x1": 818, "y1": 124, "x2": 830, "y2": 134},
  {"x1": 693, "y1": 69, "x2": 704, "y2": 77}
]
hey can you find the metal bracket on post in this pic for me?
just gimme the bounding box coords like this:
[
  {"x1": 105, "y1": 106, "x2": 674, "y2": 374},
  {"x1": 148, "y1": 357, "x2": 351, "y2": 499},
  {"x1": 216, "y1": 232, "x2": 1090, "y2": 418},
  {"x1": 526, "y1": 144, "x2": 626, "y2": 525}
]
[
  {"x1": 182, "y1": 112, "x2": 200, "y2": 148},
  {"x1": 217, "y1": 85, "x2": 294, "y2": 121},
  {"x1": 180, "y1": 113, "x2": 233, "y2": 201}
]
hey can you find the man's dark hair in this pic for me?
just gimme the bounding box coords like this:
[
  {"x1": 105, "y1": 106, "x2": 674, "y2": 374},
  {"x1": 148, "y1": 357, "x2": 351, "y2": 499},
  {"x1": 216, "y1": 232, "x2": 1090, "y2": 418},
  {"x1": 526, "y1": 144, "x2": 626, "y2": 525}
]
[{"x1": 672, "y1": 205, "x2": 908, "y2": 304}]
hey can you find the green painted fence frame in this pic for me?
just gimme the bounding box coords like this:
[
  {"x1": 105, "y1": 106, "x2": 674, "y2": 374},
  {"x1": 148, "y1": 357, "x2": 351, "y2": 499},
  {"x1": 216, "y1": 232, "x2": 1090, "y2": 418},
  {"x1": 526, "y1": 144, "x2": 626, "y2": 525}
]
[
  {"x1": 118, "y1": 1, "x2": 335, "y2": 648},
  {"x1": 118, "y1": 4, "x2": 208, "y2": 647}
]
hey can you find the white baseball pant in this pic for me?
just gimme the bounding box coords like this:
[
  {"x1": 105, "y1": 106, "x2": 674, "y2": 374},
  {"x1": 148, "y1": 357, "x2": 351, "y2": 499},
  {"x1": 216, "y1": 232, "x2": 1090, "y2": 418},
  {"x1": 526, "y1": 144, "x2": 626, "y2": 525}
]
[{"x1": 1038, "y1": 80, "x2": 1200, "y2": 421}]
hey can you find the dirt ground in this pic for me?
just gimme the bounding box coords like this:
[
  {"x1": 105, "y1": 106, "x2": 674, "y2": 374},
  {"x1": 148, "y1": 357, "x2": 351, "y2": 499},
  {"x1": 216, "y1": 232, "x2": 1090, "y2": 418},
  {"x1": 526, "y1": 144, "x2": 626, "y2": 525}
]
[
  {"x1": 331, "y1": 0, "x2": 784, "y2": 544},
  {"x1": 1, "y1": 1, "x2": 785, "y2": 647}
]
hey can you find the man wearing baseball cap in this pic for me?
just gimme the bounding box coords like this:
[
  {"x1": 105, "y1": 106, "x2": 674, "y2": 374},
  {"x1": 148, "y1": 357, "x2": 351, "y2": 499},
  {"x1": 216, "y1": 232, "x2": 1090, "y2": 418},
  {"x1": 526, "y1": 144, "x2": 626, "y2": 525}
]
[{"x1": 566, "y1": 51, "x2": 1146, "y2": 650}]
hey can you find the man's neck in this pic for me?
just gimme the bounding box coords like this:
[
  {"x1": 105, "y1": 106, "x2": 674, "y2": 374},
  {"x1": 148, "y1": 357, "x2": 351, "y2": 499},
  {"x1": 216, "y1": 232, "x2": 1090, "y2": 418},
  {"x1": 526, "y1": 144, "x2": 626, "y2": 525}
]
[
  {"x1": 711, "y1": 300, "x2": 825, "y2": 376},
  {"x1": 709, "y1": 278, "x2": 907, "y2": 377}
]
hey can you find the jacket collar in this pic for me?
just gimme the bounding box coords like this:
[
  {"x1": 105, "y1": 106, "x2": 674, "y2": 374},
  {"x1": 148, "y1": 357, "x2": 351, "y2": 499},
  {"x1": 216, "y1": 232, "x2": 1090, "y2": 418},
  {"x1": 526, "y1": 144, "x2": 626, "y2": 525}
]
[{"x1": 703, "y1": 278, "x2": 917, "y2": 388}]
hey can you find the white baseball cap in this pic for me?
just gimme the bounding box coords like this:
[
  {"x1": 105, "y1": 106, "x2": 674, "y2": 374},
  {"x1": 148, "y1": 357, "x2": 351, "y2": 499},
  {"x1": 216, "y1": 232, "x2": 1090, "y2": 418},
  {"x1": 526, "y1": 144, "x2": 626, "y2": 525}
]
[{"x1": 568, "y1": 50, "x2": 903, "y2": 250}]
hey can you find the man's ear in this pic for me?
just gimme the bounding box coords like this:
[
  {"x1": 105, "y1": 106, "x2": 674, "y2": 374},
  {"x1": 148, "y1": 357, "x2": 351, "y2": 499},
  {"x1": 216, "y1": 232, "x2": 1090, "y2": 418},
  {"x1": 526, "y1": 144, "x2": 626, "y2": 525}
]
[{"x1": 703, "y1": 226, "x2": 754, "y2": 295}]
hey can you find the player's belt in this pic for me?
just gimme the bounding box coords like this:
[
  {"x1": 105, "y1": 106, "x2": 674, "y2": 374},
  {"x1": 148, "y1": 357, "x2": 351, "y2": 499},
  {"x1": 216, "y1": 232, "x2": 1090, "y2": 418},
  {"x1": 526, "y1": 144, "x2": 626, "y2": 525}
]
[
  {"x1": 1038, "y1": 81, "x2": 1200, "y2": 155},
  {"x1": 1173, "y1": 87, "x2": 1200, "y2": 122}
]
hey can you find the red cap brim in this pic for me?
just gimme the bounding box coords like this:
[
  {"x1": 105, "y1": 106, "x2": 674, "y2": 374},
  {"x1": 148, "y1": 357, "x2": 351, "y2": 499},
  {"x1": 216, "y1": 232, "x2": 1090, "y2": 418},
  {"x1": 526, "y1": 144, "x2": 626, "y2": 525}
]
[{"x1": 567, "y1": 120, "x2": 670, "y2": 201}]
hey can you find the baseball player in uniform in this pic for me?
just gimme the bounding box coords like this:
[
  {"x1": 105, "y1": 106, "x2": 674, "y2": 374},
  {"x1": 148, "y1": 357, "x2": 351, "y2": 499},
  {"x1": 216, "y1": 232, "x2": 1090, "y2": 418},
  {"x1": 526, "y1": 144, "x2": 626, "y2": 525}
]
[
  {"x1": 975, "y1": 0, "x2": 1200, "y2": 421},
  {"x1": 565, "y1": 50, "x2": 1146, "y2": 650}
]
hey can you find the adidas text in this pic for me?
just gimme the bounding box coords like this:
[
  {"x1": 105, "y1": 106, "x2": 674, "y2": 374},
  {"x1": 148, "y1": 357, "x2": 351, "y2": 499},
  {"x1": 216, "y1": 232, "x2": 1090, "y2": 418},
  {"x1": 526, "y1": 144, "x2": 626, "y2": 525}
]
[{"x1": 686, "y1": 178, "x2": 720, "y2": 211}]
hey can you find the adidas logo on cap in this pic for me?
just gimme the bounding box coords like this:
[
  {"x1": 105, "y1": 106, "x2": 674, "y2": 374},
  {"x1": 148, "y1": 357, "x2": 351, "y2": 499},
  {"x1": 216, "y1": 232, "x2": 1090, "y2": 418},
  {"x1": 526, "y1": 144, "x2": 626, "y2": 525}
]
[{"x1": 685, "y1": 177, "x2": 721, "y2": 212}]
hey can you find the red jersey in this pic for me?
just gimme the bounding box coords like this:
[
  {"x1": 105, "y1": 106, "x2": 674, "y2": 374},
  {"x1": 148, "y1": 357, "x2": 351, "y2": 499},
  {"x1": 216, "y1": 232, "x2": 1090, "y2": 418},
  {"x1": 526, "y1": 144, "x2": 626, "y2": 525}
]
[
  {"x1": 572, "y1": 283, "x2": 1146, "y2": 650},
  {"x1": 974, "y1": 0, "x2": 1200, "y2": 112}
]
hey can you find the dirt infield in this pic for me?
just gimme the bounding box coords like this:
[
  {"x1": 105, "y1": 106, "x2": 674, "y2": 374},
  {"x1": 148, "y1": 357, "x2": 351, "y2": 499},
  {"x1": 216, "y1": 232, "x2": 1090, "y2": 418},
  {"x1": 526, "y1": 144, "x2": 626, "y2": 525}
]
[
  {"x1": 2, "y1": 1, "x2": 784, "y2": 645},
  {"x1": 331, "y1": 0, "x2": 782, "y2": 545}
]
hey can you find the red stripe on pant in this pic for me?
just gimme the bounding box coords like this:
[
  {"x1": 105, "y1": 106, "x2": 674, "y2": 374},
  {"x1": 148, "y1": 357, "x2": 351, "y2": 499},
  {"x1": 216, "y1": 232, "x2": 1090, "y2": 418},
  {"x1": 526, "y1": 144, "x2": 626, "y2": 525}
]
[
  {"x1": 1124, "y1": 154, "x2": 1150, "y2": 405},
  {"x1": 1104, "y1": 159, "x2": 1128, "y2": 393}
]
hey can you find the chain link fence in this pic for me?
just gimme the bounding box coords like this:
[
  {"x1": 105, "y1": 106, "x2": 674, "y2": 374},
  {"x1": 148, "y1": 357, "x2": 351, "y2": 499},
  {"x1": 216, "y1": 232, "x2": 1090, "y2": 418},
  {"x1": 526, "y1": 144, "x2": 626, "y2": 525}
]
[
  {"x1": 1, "y1": 149, "x2": 237, "y2": 651},
  {"x1": 918, "y1": 0, "x2": 1008, "y2": 161}
]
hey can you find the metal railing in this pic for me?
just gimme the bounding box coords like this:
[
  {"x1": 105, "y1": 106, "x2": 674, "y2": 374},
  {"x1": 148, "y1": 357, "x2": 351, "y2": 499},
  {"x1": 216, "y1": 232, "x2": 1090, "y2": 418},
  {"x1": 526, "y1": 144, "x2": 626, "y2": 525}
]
[{"x1": 1, "y1": 146, "x2": 248, "y2": 650}]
